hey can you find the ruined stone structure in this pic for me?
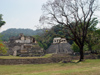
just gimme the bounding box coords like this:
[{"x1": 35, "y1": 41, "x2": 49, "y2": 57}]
[
  {"x1": 9, "y1": 33, "x2": 36, "y2": 43},
  {"x1": 53, "y1": 37, "x2": 67, "y2": 43},
  {"x1": 46, "y1": 37, "x2": 73, "y2": 54},
  {"x1": 6, "y1": 33, "x2": 44, "y2": 56}
]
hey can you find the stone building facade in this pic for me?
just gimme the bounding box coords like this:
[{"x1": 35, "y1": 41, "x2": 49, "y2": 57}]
[
  {"x1": 6, "y1": 33, "x2": 44, "y2": 56},
  {"x1": 9, "y1": 33, "x2": 36, "y2": 43},
  {"x1": 53, "y1": 37, "x2": 67, "y2": 43},
  {"x1": 46, "y1": 37, "x2": 73, "y2": 54}
]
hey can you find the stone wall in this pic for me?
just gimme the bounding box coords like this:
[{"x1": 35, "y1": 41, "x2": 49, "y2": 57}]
[
  {"x1": 0, "y1": 54, "x2": 98, "y2": 65},
  {"x1": 0, "y1": 57, "x2": 71, "y2": 65},
  {"x1": 5, "y1": 43, "x2": 44, "y2": 56}
]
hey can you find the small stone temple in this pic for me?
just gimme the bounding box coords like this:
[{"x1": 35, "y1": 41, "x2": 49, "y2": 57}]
[
  {"x1": 6, "y1": 33, "x2": 44, "y2": 56},
  {"x1": 46, "y1": 37, "x2": 73, "y2": 54},
  {"x1": 53, "y1": 37, "x2": 67, "y2": 43}
]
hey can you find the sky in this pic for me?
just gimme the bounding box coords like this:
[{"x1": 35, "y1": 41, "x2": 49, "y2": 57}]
[
  {"x1": 0, "y1": 0, "x2": 48, "y2": 32},
  {"x1": 0, "y1": 0, "x2": 100, "y2": 32}
]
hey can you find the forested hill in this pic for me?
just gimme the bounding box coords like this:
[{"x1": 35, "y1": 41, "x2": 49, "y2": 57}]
[{"x1": 0, "y1": 28, "x2": 44, "y2": 41}]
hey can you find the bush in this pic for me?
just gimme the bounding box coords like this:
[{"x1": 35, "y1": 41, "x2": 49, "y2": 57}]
[
  {"x1": 71, "y1": 42, "x2": 80, "y2": 52},
  {"x1": 71, "y1": 42, "x2": 89, "y2": 52},
  {"x1": 0, "y1": 42, "x2": 7, "y2": 54}
]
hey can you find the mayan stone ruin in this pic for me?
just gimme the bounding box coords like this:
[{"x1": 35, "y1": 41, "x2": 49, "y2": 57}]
[
  {"x1": 6, "y1": 33, "x2": 44, "y2": 56},
  {"x1": 46, "y1": 37, "x2": 73, "y2": 54}
]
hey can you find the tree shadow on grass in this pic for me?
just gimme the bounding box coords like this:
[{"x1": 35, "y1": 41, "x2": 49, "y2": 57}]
[{"x1": 70, "y1": 59, "x2": 85, "y2": 64}]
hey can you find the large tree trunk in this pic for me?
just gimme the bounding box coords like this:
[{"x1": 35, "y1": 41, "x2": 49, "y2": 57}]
[{"x1": 79, "y1": 46, "x2": 84, "y2": 61}]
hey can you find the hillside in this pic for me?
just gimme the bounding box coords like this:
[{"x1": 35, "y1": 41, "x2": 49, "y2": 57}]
[{"x1": 0, "y1": 28, "x2": 44, "y2": 41}]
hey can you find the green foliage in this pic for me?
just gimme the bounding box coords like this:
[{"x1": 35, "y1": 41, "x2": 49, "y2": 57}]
[
  {"x1": 34, "y1": 25, "x2": 73, "y2": 50},
  {"x1": 0, "y1": 32, "x2": 7, "y2": 54},
  {"x1": 0, "y1": 14, "x2": 5, "y2": 27},
  {"x1": 88, "y1": 18, "x2": 98, "y2": 31},
  {"x1": 84, "y1": 18, "x2": 100, "y2": 53},
  {"x1": 71, "y1": 42, "x2": 80, "y2": 52},
  {"x1": 42, "y1": 54, "x2": 53, "y2": 58},
  {"x1": 0, "y1": 42, "x2": 7, "y2": 54},
  {"x1": 71, "y1": 42, "x2": 88, "y2": 52},
  {"x1": 1, "y1": 28, "x2": 44, "y2": 41},
  {"x1": 93, "y1": 29, "x2": 100, "y2": 52},
  {"x1": 92, "y1": 42, "x2": 100, "y2": 51},
  {"x1": 38, "y1": 42, "x2": 44, "y2": 48},
  {"x1": 95, "y1": 29, "x2": 100, "y2": 35},
  {"x1": 83, "y1": 44, "x2": 89, "y2": 51},
  {"x1": 71, "y1": 18, "x2": 99, "y2": 53}
]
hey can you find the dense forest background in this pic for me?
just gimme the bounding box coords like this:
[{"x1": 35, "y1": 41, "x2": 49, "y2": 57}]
[
  {"x1": 0, "y1": 24, "x2": 100, "y2": 53},
  {"x1": 0, "y1": 25, "x2": 72, "y2": 50},
  {"x1": 0, "y1": 28, "x2": 44, "y2": 41}
]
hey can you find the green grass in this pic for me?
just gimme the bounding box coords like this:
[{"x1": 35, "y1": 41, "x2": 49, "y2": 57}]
[
  {"x1": 0, "y1": 59, "x2": 100, "y2": 75},
  {"x1": 42, "y1": 54, "x2": 53, "y2": 58},
  {"x1": 0, "y1": 54, "x2": 52, "y2": 59}
]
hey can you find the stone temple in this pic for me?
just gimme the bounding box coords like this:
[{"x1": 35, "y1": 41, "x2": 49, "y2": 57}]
[
  {"x1": 6, "y1": 33, "x2": 44, "y2": 56},
  {"x1": 46, "y1": 37, "x2": 73, "y2": 54}
]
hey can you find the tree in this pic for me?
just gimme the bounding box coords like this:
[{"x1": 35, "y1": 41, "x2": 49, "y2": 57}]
[
  {"x1": 71, "y1": 42, "x2": 80, "y2": 52},
  {"x1": 40, "y1": 0, "x2": 99, "y2": 61},
  {"x1": 0, "y1": 14, "x2": 7, "y2": 54},
  {"x1": 71, "y1": 42, "x2": 88, "y2": 52},
  {"x1": 85, "y1": 18, "x2": 99, "y2": 53},
  {"x1": 0, "y1": 14, "x2": 5, "y2": 27},
  {"x1": 34, "y1": 25, "x2": 71, "y2": 50},
  {"x1": 0, "y1": 42, "x2": 7, "y2": 54},
  {"x1": 91, "y1": 29, "x2": 100, "y2": 53}
]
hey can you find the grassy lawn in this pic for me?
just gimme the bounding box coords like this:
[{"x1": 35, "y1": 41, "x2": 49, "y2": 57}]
[
  {"x1": 0, "y1": 54, "x2": 52, "y2": 59},
  {"x1": 0, "y1": 59, "x2": 100, "y2": 75}
]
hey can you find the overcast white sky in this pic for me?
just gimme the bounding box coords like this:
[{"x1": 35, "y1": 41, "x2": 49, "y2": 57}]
[
  {"x1": 0, "y1": 0, "x2": 48, "y2": 32},
  {"x1": 0, "y1": 0, "x2": 100, "y2": 32}
]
